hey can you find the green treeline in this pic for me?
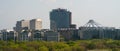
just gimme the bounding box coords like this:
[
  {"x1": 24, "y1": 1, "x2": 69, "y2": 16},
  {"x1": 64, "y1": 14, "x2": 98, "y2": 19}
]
[{"x1": 0, "y1": 39, "x2": 120, "y2": 51}]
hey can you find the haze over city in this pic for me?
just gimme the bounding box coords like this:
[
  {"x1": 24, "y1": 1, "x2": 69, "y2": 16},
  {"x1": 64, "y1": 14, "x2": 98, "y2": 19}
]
[{"x1": 0, "y1": 0, "x2": 120, "y2": 30}]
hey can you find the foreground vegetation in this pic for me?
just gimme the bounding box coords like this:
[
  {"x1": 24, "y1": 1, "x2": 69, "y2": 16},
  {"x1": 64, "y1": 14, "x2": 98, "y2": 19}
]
[{"x1": 0, "y1": 39, "x2": 120, "y2": 51}]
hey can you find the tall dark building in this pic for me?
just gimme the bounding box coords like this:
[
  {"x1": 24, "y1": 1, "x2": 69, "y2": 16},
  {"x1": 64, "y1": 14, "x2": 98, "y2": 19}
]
[{"x1": 50, "y1": 8, "x2": 72, "y2": 30}]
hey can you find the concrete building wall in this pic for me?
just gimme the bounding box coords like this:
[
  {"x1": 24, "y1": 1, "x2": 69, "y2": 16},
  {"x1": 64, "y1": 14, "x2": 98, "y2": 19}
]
[{"x1": 30, "y1": 19, "x2": 42, "y2": 30}]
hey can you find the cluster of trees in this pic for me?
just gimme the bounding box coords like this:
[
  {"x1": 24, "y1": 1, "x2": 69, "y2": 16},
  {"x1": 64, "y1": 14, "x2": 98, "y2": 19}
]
[{"x1": 0, "y1": 39, "x2": 120, "y2": 51}]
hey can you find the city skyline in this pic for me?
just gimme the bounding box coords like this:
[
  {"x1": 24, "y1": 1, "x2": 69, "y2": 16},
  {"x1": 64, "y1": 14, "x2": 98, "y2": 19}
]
[{"x1": 1, "y1": 0, "x2": 120, "y2": 30}]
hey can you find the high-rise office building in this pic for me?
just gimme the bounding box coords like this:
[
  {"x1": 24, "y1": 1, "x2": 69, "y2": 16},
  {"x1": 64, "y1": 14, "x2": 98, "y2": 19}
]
[
  {"x1": 30, "y1": 19, "x2": 42, "y2": 30},
  {"x1": 15, "y1": 20, "x2": 30, "y2": 32},
  {"x1": 50, "y1": 8, "x2": 72, "y2": 30}
]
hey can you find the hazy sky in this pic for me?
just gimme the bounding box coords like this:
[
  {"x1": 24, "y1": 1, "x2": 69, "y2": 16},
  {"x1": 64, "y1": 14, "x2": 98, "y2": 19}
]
[{"x1": 0, "y1": 0, "x2": 120, "y2": 30}]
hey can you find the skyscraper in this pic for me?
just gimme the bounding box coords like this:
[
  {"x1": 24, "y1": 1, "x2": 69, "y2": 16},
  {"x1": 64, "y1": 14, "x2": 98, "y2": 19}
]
[
  {"x1": 50, "y1": 8, "x2": 72, "y2": 30},
  {"x1": 30, "y1": 19, "x2": 42, "y2": 30}
]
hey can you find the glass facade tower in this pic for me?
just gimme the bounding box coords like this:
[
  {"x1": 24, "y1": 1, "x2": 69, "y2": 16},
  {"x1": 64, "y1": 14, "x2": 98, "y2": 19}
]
[{"x1": 50, "y1": 8, "x2": 72, "y2": 30}]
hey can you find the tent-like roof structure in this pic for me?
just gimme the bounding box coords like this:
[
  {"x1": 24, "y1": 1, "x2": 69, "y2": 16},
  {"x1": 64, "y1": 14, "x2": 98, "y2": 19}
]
[{"x1": 83, "y1": 20, "x2": 103, "y2": 27}]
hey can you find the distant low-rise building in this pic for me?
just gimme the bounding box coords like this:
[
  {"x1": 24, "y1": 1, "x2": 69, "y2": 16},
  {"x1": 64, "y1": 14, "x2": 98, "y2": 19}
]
[
  {"x1": 101, "y1": 28, "x2": 117, "y2": 39},
  {"x1": 79, "y1": 27, "x2": 101, "y2": 39},
  {"x1": 0, "y1": 31, "x2": 2, "y2": 40},
  {"x1": 78, "y1": 20, "x2": 119, "y2": 40},
  {"x1": 116, "y1": 29, "x2": 120, "y2": 39},
  {"x1": 44, "y1": 31, "x2": 60, "y2": 42},
  {"x1": 1, "y1": 29, "x2": 16, "y2": 41},
  {"x1": 58, "y1": 28, "x2": 79, "y2": 41},
  {"x1": 33, "y1": 30, "x2": 44, "y2": 41},
  {"x1": 19, "y1": 30, "x2": 32, "y2": 41}
]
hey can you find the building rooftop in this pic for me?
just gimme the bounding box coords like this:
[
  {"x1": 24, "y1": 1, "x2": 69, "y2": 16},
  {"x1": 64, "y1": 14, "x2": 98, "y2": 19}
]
[
  {"x1": 31, "y1": 19, "x2": 42, "y2": 21},
  {"x1": 83, "y1": 19, "x2": 103, "y2": 27},
  {"x1": 52, "y1": 8, "x2": 70, "y2": 12}
]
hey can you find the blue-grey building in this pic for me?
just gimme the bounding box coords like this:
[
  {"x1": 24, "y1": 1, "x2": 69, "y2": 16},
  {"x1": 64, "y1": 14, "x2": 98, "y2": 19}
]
[
  {"x1": 50, "y1": 8, "x2": 72, "y2": 30},
  {"x1": 44, "y1": 30, "x2": 60, "y2": 42},
  {"x1": 78, "y1": 20, "x2": 120, "y2": 40},
  {"x1": 1, "y1": 29, "x2": 16, "y2": 41}
]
